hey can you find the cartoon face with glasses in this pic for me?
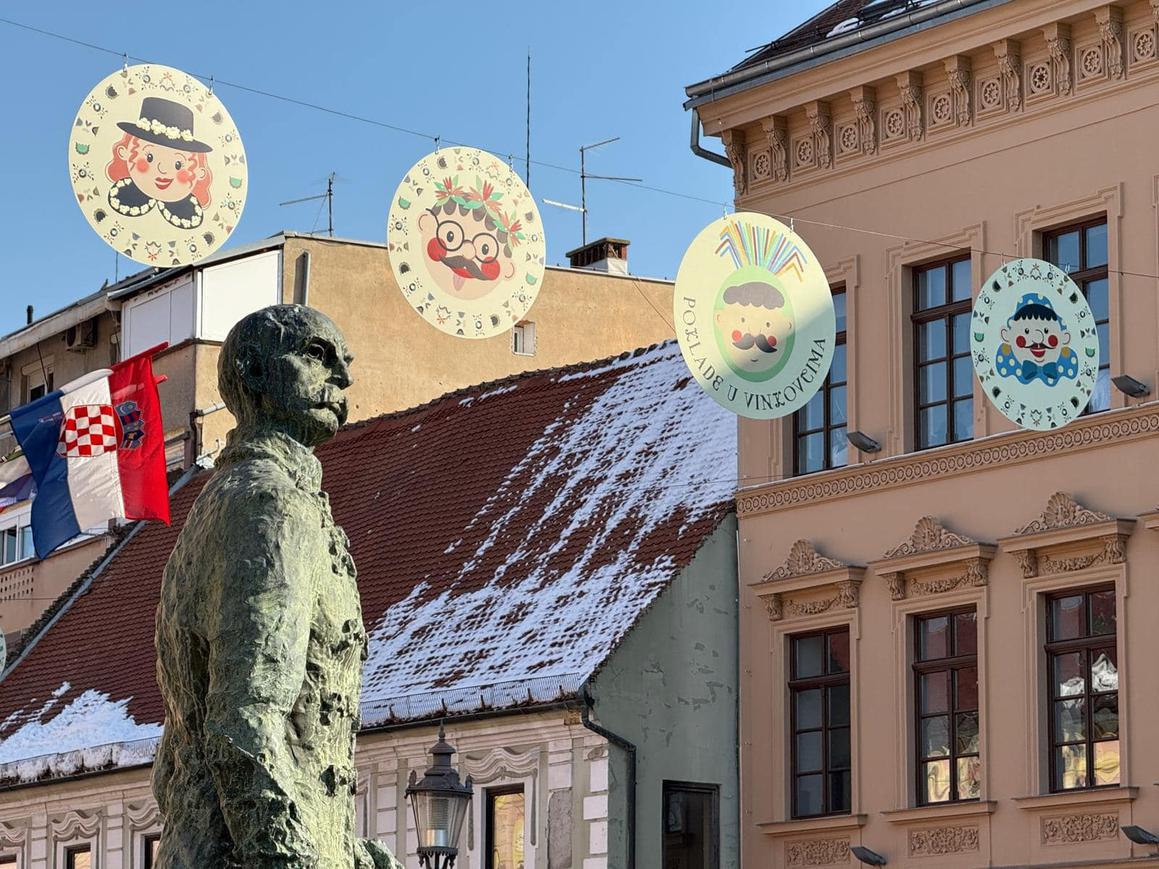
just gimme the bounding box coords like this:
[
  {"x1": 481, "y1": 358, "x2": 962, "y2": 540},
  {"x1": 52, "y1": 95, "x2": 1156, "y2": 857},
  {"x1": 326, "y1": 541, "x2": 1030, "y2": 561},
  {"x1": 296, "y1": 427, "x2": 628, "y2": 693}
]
[{"x1": 417, "y1": 176, "x2": 521, "y2": 300}]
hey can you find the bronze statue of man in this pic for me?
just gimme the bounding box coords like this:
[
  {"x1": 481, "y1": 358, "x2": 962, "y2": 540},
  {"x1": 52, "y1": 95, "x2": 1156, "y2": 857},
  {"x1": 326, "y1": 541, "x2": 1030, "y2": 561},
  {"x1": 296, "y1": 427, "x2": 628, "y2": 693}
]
[{"x1": 154, "y1": 305, "x2": 400, "y2": 869}]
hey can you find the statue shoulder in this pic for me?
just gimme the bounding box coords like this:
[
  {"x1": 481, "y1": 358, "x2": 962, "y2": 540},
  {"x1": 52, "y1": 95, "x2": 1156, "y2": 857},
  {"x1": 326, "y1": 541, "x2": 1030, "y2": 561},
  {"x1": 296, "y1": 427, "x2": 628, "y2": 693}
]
[{"x1": 197, "y1": 460, "x2": 323, "y2": 542}]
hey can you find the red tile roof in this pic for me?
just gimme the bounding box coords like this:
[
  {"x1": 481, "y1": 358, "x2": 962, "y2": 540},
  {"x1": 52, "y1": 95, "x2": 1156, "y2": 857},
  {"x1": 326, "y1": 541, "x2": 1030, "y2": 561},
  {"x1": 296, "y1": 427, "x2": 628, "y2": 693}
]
[{"x1": 0, "y1": 341, "x2": 736, "y2": 777}]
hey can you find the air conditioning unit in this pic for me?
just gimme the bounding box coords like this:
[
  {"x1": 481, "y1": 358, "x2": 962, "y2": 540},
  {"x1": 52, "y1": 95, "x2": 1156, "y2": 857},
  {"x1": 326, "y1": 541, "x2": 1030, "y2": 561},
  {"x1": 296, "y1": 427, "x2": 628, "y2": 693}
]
[{"x1": 65, "y1": 318, "x2": 98, "y2": 352}]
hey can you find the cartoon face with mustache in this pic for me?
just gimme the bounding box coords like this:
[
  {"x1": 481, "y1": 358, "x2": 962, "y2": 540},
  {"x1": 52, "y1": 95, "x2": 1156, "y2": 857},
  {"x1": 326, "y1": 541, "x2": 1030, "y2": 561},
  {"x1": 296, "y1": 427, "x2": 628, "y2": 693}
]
[
  {"x1": 417, "y1": 188, "x2": 518, "y2": 301},
  {"x1": 996, "y1": 294, "x2": 1078, "y2": 387},
  {"x1": 713, "y1": 268, "x2": 797, "y2": 382}
]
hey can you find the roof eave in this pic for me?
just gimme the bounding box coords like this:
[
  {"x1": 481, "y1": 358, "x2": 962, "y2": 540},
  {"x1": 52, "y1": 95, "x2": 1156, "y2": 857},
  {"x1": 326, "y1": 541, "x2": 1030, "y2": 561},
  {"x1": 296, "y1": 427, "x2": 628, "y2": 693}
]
[{"x1": 683, "y1": 0, "x2": 1012, "y2": 111}]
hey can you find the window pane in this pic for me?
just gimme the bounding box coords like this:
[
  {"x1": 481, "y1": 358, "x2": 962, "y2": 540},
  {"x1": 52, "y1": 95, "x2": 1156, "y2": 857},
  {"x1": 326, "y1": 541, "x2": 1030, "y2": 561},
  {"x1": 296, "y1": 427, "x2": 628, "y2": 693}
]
[
  {"x1": 955, "y1": 666, "x2": 978, "y2": 711},
  {"x1": 663, "y1": 786, "x2": 717, "y2": 868},
  {"x1": 1048, "y1": 231, "x2": 1081, "y2": 274},
  {"x1": 830, "y1": 344, "x2": 847, "y2": 385},
  {"x1": 918, "y1": 616, "x2": 950, "y2": 661},
  {"x1": 1086, "y1": 223, "x2": 1108, "y2": 268},
  {"x1": 953, "y1": 357, "x2": 973, "y2": 399},
  {"x1": 1053, "y1": 652, "x2": 1085, "y2": 698},
  {"x1": 921, "y1": 715, "x2": 951, "y2": 758},
  {"x1": 796, "y1": 775, "x2": 823, "y2": 816},
  {"x1": 1090, "y1": 368, "x2": 1111, "y2": 414},
  {"x1": 796, "y1": 731, "x2": 823, "y2": 772},
  {"x1": 829, "y1": 386, "x2": 847, "y2": 426},
  {"x1": 795, "y1": 635, "x2": 825, "y2": 678},
  {"x1": 952, "y1": 312, "x2": 971, "y2": 353},
  {"x1": 827, "y1": 631, "x2": 850, "y2": 674},
  {"x1": 956, "y1": 711, "x2": 980, "y2": 754},
  {"x1": 19, "y1": 525, "x2": 33, "y2": 560},
  {"x1": 829, "y1": 428, "x2": 848, "y2": 470},
  {"x1": 801, "y1": 391, "x2": 825, "y2": 431},
  {"x1": 952, "y1": 399, "x2": 973, "y2": 442},
  {"x1": 1085, "y1": 277, "x2": 1109, "y2": 322},
  {"x1": 68, "y1": 850, "x2": 92, "y2": 869},
  {"x1": 1091, "y1": 648, "x2": 1118, "y2": 693},
  {"x1": 954, "y1": 612, "x2": 977, "y2": 655},
  {"x1": 489, "y1": 790, "x2": 525, "y2": 869},
  {"x1": 1055, "y1": 745, "x2": 1087, "y2": 790},
  {"x1": 920, "y1": 363, "x2": 947, "y2": 405},
  {"x1": 1096, "y1": 322, "x2": 1110, "y2": 365},
  {"x1": 2, "y1": 529, "x2": 15, "y2": 564},
  {"x1": 917, "y1": 266, "x2": 947, "y2": 310},
  {"x1": 919, "y1": 320, "x2": 947, "y2": 362},
  {"x1": 795, "y1": 688, "x2": 823, "y2": 729},
  {"x1": 798, "y1": 433, "x2": 825, "y2": 475},
  {"x1": 1050, "y1": 595, "x2": 1085, "y2": 641},
  {"x1": 952, "y1": 260, "x2": 972, "y2": 302},
  {"x1": 829, "y1": 684, "x2": 850, "y2": 728},
  {"x1": 1093, "y1": 694, "x2": 1119, "y2": 739},
  {"x1": 1054, "y1": 698, "x2": 1086, "y2": 743},
  {"x1": 922, "y1": 760, "x2": 951, "y2": 803},
  {"x1": 920, "y1": 406, "x2": 948, "y2": 448},
  {"x1": 1089, "y1": 590, "x2": 1116, "y2": 636},
  {"x1": 1093, "y1": 740, "x2": 1120, "y2": 786},
  {"x1": 828, "y1": 727, "x2": 851, "y2": 769},
  {"x1": 829, "y1": 770, "x2": 852, "y2": 813},
  {"x1": 833, "y1": 292, "x2": 847, "y2": 334},
  {"x1": 921, "y1": 671, "x2": 950, "y2": 714},
  {"x1": 957, "y1": 756, "x2": 982, "y2": 799}
]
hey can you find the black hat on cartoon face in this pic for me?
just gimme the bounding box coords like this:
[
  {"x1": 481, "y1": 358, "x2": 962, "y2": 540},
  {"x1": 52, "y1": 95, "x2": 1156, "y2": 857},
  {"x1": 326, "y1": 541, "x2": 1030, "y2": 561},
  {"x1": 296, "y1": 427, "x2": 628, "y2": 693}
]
[{"x1": 117, "y1": 97, "x2": 213, "y2": 153}]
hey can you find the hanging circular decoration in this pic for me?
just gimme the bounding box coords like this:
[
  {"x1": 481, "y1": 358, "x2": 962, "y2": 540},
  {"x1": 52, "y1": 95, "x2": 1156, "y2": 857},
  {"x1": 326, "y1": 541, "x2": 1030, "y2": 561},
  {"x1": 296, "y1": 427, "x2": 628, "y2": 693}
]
[
  {"x1": 387, "y1": 147, "x2": 545, "y2": 339},
  {"x1": 68, "y1": 64, "x2": 247, "y2": 267},
  {"x1": 971, "y1": 258, "x2": 1099, "y2": 431},
  {"x1": 674, "y1": 213, "x2": 836, "y2": 420}
]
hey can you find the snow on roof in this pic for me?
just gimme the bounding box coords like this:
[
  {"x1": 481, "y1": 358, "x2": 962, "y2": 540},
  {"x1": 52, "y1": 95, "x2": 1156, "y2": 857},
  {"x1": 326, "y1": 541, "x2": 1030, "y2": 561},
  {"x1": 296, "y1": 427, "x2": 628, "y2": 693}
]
[{"x1": 0, "y1": 341, "x2": 736, "y2": 783}]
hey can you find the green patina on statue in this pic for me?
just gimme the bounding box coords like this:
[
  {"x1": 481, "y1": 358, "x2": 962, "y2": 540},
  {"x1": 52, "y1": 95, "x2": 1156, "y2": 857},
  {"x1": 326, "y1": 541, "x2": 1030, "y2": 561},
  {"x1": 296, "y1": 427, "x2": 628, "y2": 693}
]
[{"x1": 154, "y1": 305, "x2": 402, "y2": 869}]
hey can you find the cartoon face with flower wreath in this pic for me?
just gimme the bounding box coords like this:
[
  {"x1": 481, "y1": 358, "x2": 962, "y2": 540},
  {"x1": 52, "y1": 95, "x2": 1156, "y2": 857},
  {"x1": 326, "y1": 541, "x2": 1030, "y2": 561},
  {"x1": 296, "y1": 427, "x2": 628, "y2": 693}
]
[
  {"x1": 417, "y1": 175, "x2": 523, "y2": 300},
  {"x1": 106, "y1": 97, "x2": 213, "y2": 229}
]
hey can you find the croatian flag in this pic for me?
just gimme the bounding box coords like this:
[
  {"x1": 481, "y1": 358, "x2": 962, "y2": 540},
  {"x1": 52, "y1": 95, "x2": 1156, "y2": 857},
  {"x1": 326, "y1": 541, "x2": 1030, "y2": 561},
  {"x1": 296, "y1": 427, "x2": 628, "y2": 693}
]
[{"x1": 10, "y1": 348, "x2": 170, "y2": 558}]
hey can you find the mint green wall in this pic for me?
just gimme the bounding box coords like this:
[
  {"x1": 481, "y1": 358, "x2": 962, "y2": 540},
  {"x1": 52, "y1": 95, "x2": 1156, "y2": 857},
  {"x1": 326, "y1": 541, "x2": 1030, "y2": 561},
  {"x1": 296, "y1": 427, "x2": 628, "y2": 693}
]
[{"x1": 588, "y1": 514, "x2": 738, "y2": 869}]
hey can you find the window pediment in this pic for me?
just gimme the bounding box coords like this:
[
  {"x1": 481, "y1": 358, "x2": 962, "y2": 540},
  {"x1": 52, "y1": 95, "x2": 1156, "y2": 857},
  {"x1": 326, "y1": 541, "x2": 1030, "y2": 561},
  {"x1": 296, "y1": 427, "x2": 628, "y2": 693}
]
[
  {"x1": 999, "y1": 492, "x2": 1134, "y2": 578},
  {"x1": 870, "y1": 517, "x2": 995, "y2": 601},
  {"x1": 752, "y1": 540, "x2": 864, "y2": 622}
]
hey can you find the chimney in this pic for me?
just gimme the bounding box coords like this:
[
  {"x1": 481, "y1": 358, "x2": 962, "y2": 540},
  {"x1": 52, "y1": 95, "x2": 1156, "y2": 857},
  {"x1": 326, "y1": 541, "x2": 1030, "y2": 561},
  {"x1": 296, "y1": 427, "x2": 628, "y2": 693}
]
[{"x1": 565, "y1": 238, "x2": 630, "y2": 275}]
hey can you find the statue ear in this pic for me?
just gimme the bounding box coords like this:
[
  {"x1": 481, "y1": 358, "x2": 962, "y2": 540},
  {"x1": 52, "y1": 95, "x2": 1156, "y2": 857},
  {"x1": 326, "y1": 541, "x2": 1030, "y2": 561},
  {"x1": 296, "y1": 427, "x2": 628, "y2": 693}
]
[{"x1": 236, "y1": 353, "x2": 265, "y2": 393}]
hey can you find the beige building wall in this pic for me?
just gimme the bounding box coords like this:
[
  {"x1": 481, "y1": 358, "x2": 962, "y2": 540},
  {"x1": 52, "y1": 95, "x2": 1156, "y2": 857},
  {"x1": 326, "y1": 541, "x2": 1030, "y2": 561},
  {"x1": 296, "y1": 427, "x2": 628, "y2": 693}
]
[
  {"x1": 0, "y1": 536, "x2": 109, "y2": 643},
  {"x1": 696, "y1": 0, "x2": 1159, "y2": 866},
  {"x1": 0, "y1": 712, "x2": 612, "y2": 869}
]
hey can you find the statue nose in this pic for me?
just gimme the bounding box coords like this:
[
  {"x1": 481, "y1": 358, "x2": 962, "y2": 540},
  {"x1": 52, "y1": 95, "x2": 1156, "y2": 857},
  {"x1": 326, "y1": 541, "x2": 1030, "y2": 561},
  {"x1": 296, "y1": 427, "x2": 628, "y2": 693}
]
[{"x1": 332, "y1": 360, "x2": 352, "y2": 389}]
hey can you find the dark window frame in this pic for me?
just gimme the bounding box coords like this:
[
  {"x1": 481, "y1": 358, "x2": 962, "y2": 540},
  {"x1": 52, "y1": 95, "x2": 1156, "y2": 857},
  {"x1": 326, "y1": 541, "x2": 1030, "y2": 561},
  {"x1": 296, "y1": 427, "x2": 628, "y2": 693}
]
[
  {"x1": 912, "y1": 256, "x2": 973, "y2": 450},
  {"x1": 1042, "y1": 218, "x2": 1110, "y2": 415},
  {"x1": 1045, "y1": 585, "x2": 1119, "y2": 793},
  {"x1": 662, "y1": 780, "x2": 721, "y2": 869},
  {"x1": 65, "y1": 845, "x2": 91, "y2": 869},
  {"x1": 143, "y1": 834, "x2": 161, "y2": 869},
  {"x1": 912, "y1": 608, "x2": 980, "y2": 806},
  {"x1": 794, "y1": 285, "x2": 848, "y2": 476},
  {"x1": 789, "y1": 627, "x2": 852, "y2": 819},
  {"x1": 485, "y1": 784, "x2": 525, "y2": 869}
]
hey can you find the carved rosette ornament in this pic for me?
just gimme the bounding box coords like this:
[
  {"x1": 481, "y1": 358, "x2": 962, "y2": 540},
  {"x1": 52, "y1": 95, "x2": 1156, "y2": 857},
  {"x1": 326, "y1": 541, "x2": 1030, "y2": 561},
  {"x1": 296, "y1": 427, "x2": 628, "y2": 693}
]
[
  {"x1": 1045, "y1": 24, "x2": 1073, "y2": 95},
  {"x1": 1097, "y1": 7, "x2": 1126, "y2": 79},
  {"x1": 1041, "y1": 813, "x2": 1119, "y2": 844},
  {"x1": 721, "y1": 129, "x2": 747, "y2": 196},
  {"x1": 909, "y1": 826, "x2": 980, "y2": 857},
  {"x1": 786, "y1": 837, "x2": 852, "y2": 866},
  {"x1": 995, "y1": 39, "x2": 1023, "y2": 111},
  {"x1": 761, "y1": 116, "x2": 789, "y2": 183}
]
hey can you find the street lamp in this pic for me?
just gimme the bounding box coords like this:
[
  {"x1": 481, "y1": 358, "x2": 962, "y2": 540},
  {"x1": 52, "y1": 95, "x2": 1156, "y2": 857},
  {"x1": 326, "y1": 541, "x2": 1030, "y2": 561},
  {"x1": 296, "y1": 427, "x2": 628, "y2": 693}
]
[{"x1": 406, "y1": 724, "x2": 474, "y2": 869}]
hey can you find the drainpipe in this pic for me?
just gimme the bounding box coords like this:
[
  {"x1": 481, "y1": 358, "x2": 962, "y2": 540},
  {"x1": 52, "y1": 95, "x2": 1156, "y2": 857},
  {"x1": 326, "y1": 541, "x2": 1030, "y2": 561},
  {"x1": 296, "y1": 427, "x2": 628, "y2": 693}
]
[
  {"x1": 689, "y1": 109, "x2": 732, "y2": 168},
  {"x1": 581, "y1": 686, "x2": 636, "y2": 869}
]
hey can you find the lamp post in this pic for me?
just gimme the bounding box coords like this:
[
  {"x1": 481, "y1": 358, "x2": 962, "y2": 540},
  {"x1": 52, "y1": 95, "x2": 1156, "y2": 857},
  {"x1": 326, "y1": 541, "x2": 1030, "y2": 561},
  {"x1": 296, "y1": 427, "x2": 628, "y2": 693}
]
[{"x1": 406, "y1": 724, "x2": 474, "y2": 869}]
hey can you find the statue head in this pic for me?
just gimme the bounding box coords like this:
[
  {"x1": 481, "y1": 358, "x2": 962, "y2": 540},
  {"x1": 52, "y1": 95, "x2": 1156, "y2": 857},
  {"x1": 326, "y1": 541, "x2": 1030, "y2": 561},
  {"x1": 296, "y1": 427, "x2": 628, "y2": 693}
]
[{"x1": 219, "y1": 305, "x2": 353, "y2": 448}]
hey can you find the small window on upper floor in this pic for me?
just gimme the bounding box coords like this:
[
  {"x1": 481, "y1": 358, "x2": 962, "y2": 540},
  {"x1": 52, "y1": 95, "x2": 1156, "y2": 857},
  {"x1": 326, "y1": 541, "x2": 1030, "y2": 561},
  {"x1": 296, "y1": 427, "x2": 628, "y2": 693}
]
[
  {"x1": 1044, "y1": 219, "x2": 1109, "y2": 413},
  {"x1": 24, "y1": 367, "x2": 54, "y2": 404},
  {"x1": 144, "y1": 834, "x2": 160, "y2": 869},
  {"x1": 794, "y1": 287, "x2": 847, "y2": 475},
  {"x1": 512, "y1": 321, "x2": 536, "y2": 357},
  {"x1": 913, "y1": 257, "x2": 973, "y2": 450},
  {"x1": 65, "y1": 846, "x2": 91, "y2": 869}
]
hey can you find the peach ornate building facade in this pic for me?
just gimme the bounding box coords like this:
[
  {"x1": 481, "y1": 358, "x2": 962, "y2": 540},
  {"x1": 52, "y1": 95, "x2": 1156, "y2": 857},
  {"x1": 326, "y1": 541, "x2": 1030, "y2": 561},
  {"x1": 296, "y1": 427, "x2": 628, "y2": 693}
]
[{"x1": 686, "y1": 0, "x2": 1159, "y2": 866}]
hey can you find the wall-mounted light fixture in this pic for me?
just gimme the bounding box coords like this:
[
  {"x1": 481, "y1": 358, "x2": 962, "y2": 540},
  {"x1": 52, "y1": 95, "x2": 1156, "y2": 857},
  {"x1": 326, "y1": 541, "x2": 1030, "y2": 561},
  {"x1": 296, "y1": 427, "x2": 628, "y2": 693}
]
[
  {"x1": 846, "y1": 431, "x2": 882, "y2": 453},
  {"x1": 1112, "y1": 374, "x2": 1150, "y2": 398},
  {"x1": 851, "y1": 846, "x2": 888, "y2": 866},
  {"x1": 1122, "y1": 825, "x2": 1159, "y2": 848}
]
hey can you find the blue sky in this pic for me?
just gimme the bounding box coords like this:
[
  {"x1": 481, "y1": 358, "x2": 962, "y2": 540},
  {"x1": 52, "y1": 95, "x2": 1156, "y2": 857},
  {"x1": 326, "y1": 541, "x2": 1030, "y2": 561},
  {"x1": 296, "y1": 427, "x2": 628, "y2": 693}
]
[{"x1": 0, "y1": 1, "x2": 828, "y2": 336}]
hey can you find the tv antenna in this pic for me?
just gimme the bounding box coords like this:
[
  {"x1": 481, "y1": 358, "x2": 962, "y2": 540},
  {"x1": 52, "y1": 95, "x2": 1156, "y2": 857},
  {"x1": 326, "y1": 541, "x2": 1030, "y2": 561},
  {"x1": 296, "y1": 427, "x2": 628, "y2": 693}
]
[
  {"x1": 543, "y1": 137, "x2": 641, "y2": 246},
  {"x1": 280, "y1": 172, "x2": 336, "y2": 237}
]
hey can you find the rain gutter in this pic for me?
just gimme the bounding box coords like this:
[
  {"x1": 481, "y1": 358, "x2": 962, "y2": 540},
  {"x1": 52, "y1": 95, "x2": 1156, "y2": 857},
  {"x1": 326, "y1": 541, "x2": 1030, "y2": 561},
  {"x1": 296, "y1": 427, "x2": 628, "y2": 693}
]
[{"x1": 580, "y1": 685, "x2": 636, "y2": 869}]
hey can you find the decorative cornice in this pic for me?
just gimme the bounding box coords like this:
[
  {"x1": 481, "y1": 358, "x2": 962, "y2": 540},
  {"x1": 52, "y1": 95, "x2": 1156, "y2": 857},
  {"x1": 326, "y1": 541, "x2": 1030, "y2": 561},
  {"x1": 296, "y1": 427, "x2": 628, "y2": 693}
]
[
  {"x1": 461, "y1": 746, "x2": 540, "y2": 782},
  {"x1": 50, "y1": 808, "x2": 101, "y2": 839},
  {"x1": 806, "y1": 101, "x2": 833, "y2": 170},
  {"x1": 761, "y1": 116, "x2": 789, "y2": 183},
  {"x1": 721, "y1": 128, "x2": 746, "y2": 196},
  {"x1": 850, "y1": 86, "x2": 877, "y2": 156},
  {"x1": 884, "y1": 517, "x2": 976, "y2": 559},
  {"x1": 994, "y1": 39, "x2": 1022, "y2": 111},
  {"x1": 944, "y1": 56, "x2": 972, "y2": 126},
  {"x1": 897, "y1": 71, "x2": 924, "y2": 141},
  {"x1": 0, "y1": 819, "x2": 26, "y2": 846},
  {"x1": 766, "y1": 540, "x2": 846, "y2": 582},
  {"x1": 737, "y1": 404, "x2": 1159, "y2": 519},
  {"x1": 1016, "y1": 492, "x2": 1113, "y2": 535},
  {"x1": 1096, "y1": 6, "x2": 1126, "y2": 81},
  {"x1": 1044, "y1": 22, "x2": 1073, "y2": 95},
  {"x1": 126, "y1": 800, "x2": 161, "y2": 831}
]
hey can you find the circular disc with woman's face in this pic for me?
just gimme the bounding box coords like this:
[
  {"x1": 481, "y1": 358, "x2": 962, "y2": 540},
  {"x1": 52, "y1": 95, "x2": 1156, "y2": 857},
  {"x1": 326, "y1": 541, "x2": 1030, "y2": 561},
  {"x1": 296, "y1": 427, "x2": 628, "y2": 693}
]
[
  {"x1": 674, "y1": 213, "x2": 836, "y2": 419},
  {"x1": 69, "y1": 64, "x2": 247, "y2": 267},
  {"x1": 387, "y1": 147, "x2": 546, "y2": 339},
  {"x1": 972, "y1": 258, "x2": 1099, "y2": 431}
]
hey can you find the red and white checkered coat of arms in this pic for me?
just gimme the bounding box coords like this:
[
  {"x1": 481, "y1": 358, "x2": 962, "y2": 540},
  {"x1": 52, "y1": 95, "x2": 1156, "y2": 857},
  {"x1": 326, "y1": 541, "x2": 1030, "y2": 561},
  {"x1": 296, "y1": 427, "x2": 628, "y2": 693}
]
[{"x1": 57, "y1": 404, "x2": 119, "y2": 458}]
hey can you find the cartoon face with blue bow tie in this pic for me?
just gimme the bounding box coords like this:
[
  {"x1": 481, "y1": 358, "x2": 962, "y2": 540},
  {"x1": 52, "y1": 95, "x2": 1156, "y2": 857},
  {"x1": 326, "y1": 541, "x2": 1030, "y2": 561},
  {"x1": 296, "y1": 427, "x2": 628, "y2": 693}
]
[{"x1": 995, "y1": 293, "x2": 1079, "y2": 387}]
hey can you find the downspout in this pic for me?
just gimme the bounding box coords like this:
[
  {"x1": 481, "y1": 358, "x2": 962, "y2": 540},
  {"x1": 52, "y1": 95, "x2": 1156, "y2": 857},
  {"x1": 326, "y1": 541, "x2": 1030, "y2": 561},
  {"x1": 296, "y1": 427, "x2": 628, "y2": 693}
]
[
  {"x1": 689, "y1": 108, "x2": 732, "y2": 168},
  {"x1": 581, "y1": 685, "x2": 636, "y2": 869}
]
